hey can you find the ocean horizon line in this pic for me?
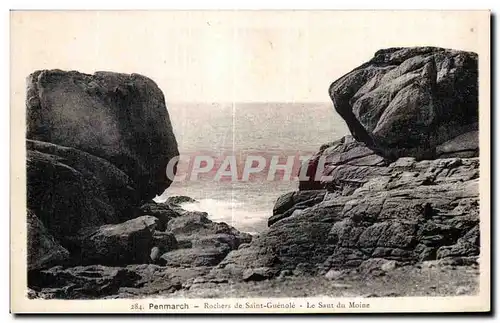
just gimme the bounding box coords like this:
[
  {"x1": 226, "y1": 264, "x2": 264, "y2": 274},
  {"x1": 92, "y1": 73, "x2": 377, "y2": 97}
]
[{"x1": 166, "y1": 101, "x2": 333, "y2": 105}]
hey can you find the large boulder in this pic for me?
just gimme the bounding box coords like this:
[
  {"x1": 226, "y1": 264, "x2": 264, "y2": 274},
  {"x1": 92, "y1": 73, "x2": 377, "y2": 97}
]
[
  {"x1": 329, "y1": 47, "x2": 478, "y2": 159},
  {"x1": 76, "y1": 216, "x2": 159, "y2": 266},
  {"x1": 25, "y1": 70, "x2": 179, "y2": 253},
  {"x1": 26, "y1": 69, "x2": 179, "y2": 203}
]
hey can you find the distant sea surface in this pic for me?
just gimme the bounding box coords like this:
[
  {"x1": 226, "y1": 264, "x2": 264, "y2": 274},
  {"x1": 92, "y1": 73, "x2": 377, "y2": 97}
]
[{"x1": 157, "y1": 102, "x2": 349, "y2": 233}]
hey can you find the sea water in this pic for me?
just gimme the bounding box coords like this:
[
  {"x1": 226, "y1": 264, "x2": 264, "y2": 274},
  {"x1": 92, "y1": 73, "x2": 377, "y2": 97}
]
[{"x1": 157, "y1": 102, "x2": 348, "y2": 233}]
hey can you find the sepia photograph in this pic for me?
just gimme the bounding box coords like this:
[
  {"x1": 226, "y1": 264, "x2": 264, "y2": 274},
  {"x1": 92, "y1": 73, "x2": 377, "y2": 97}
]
[{"x1": 9, "y1": 9, "x2": 491, "y2": 313}]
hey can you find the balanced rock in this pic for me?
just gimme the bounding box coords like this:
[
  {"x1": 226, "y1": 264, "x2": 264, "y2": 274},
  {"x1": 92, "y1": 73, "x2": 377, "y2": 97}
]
[
  {"x1": 26, "y1": 70, "x2": 179, "y2": 201},
  {"x1": 329, "y1": 47, "x2": 478, "y2": 159}
]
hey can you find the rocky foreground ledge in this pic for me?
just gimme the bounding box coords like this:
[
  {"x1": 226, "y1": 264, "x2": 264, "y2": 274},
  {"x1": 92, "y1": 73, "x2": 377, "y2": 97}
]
[
  {"x1": 213, "y1": 140, "x2": 479, "y2": 280},
  {"x1": 28, "y1": 196, "x2": 252, "y2": 299},
  {"x1": 27, "y1": 47, "x2": 480, "y2": 299}
]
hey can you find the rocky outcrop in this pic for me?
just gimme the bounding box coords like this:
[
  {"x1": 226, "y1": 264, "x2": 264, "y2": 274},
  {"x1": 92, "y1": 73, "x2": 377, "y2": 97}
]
[
  {"x1": 212, "y1": 139, "x2": 479, "y2": 280},
  {"x1": 219, "y1": 47, "x2": 481, "y2": 289},
  {"x1": 329, "y1": 47, "x2": 478, "y2": 160},
  {"x1": 166, "y1": 195, "x2": 197, "y2": 207},
  {"x1": 25, "y1": 69, "x2": 255, "y2": 299},
  {"x1": 76, "y1": 216, "x2": 159, "y2": 266},
  {"x1": 26, "y1": 70, "x2": 179, "y2": 266},
  {"x1": 138, "y1": 201, "x2": 181, "y2": 231}
]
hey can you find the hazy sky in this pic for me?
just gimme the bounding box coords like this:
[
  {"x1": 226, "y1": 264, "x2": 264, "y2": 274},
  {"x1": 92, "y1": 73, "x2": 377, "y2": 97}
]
[{"x1": 11, "y1": 11, "x2": 486, "y2": 102}]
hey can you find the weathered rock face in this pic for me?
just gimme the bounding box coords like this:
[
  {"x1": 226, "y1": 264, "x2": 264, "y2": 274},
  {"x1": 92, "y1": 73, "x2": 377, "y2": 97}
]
[
  {"x1": 26, "y1": 70, "x2": 179, "y2": 204},
  {"x1": 215, "y1": 140, "x2": 479, "y2": 279},
  {"x1": 26, "y1": 70, "x2": 179, "y2": 251},
  {"x1": 329, "y1": 47, "x2": 478, "y2": 159},
  {"x1": 27, "y1": 210, "x2": 70, "y2": 271},
  {"x1": 26, "y1": 140, "x2": 132, "y2": 243}
]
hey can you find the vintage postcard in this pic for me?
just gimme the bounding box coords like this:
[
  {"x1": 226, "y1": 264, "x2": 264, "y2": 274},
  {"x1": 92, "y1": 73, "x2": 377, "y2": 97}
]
[{"x1": 10, "y1": 10, "x2": 490, "y2": 313}]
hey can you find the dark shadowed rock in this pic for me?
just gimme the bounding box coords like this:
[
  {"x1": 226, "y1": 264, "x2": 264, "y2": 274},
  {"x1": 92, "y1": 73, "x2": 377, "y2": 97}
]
[
  {"x1": 329, "y1": 47, "x2": 478, "y2": 159},
  {"x1": 26, "y1": 69, "x2": 179, "y2": 204},
  {"x1": 166, "y1": 211, "x2": 252, "y2": 245},
  {"x1": 26, "y1": 140, "x2": 132, "y2": 243},
  {"x1": 298, "y1": 151, "x2": 327, "y2": 191},
  {"x1": 114, "y1": 264, "x2": 201, "y2": 296},
  {"x1": 76, "y1": 216, "x2": 159, "y2": 266},
  {"x1": 152, "y1": 231, "x2": 178, "y2": 251},
  {"x1": 27, "y1": 210, "x2": 70, "y2": 271},
  {"x1": 163, "y1": 195, "x2": 199, "y2": 214},
  {"x1": 26, "y1": 70, "x2": 179, "y2": 263},
  {"x1": 436, "y1": 226, "x2": 480, "y2": 260}
]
